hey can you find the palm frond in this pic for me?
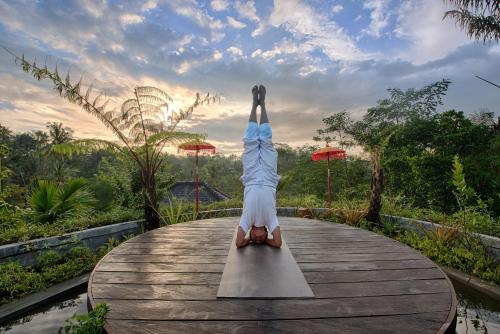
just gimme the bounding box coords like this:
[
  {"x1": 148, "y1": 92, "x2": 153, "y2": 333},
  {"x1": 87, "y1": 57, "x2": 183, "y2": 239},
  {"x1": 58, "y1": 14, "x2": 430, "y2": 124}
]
[
  {"x1": 51, "y1": 139, "x2": 124, "y2": 159},
  {"x1": 443, "y1": 0, "x2": 500, "y2": 43},
  {"x1": 135, "y1": 86, "x2": 173, "y2": 103},
  {"x1": 444, "y1": 8, "x2": 500, "y2": 42}
]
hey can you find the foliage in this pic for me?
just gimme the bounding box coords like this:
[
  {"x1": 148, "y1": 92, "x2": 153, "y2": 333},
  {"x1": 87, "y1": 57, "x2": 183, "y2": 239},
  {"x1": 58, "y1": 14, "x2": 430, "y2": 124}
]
[
  {"x1": 0, "y1": 262, "x2": 45, "y2": 304},
  {"x1": 161, "y1": 198, "x2": 194, "y2": 225},
  {"x1": 443, "y1": 0, "x2": 500, "y2": 43},
  {"x1": 28, "y1": 178, "x2": 96, "y2": 224},
  {"x1": 381, "y1": 110, "x2": 499, "y2": 215},
  {"x1": 397, "y1": 230, "x2": 499, "y2": 283},
  {"x1": 0, "y1": 240, "x2": 121, "y2": 305},
  {"x1": 0, "y1": 207, "x2": 141, "y2": 245},
  {"x1": 97, "y1": 238, "x2": 120, "y2": 258},
  {"x1": 414, "y1": 217, "x2": 460, "y2": 245},
  {"x1": 7, "y1": 50, "x2": 218, "y2": 230},
  {"x1": 333, "y1": 202, "x2": 368, "y2": 227},
  {"x1": 0, "y1": 199, "x2": 24, "y2": 230},
  {"x1": 59, "y1": 302, "x2": 109, "y2": 334}
]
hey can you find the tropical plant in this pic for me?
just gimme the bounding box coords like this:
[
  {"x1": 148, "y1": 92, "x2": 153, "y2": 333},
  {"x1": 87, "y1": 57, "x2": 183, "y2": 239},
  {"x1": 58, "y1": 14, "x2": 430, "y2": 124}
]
[
  {"x1": 59, "y1": 302, "x2": 109, "y2": 334},
  {"x1": 414, "y1": 216, "x2": 460, "y2": 245},
  {"x1": 333, "y1": 202, "x2": 367, "y2": 226},
  {"x1": 443, "y1": 0, "x2": 500, "y2": 43},
  {"x1": 162, "y1": 198, "x2": 186, "y2": 225},
  {"x1": 28, "y1": 178, "x2": 96, "y2": 224},
  {"x1": 345, "y1": 80, "x2": 452, "y2": 223},
  {"x1": 8, "y1": 50, "x2": 218, "y2": 230}
]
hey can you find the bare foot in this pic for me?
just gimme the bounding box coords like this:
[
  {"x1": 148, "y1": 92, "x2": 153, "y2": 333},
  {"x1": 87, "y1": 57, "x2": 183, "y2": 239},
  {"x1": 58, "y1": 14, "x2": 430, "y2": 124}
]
[
  {"x1": 252, "y1": 85, "x2": 259, "y2": 106},
  {"x1": 259, "y1": 85, "x2": 266, "y2": 105}
]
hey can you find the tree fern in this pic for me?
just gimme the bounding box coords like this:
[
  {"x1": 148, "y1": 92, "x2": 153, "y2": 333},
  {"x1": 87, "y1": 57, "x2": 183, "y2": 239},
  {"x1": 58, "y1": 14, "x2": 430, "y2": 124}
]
[{"x1": 7, "y1": 49, "x2": 218, "y2": 229}]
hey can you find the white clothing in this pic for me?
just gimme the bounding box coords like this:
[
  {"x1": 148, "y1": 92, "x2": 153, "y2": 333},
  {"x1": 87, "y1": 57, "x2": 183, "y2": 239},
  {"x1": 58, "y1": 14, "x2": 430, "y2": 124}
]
[{"x1": 238, "y1": 122, "x2": 281, "y2": 234}]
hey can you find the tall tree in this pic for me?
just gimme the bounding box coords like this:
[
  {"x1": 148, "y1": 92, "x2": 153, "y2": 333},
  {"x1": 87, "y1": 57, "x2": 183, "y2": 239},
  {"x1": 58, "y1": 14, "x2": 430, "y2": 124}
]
[
  {"x1": 11, "y1": 52, "x2": 217, "y2": 230},
  {"x1": 46, "y1": 122, "x2": 73, "y2": 145},
  {"x1": 314, "y1": 111, "x2": 354, "y2": 183},
  {"x1": 443, "y1": 0, "x2": 500, "y2": 43},
  {"x1": 348, "y1": 80, "x2": 452, "y2": 223}
]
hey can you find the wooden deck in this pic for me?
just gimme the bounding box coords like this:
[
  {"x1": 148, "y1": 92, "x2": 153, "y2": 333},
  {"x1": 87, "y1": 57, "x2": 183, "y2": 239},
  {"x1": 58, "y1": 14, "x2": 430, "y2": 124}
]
[{"x1": 88, "y1": 217, "x2": 457, "y2": 334}]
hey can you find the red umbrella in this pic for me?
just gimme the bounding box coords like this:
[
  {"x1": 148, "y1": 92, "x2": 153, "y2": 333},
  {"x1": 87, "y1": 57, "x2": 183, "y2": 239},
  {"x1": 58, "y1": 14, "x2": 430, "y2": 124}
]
[
  {"x1": 178, "y1": 141, "x2": 216, "y2": 213},
  {"x1": 311, "y1": 145, "x2": 347, "y2": 209}
]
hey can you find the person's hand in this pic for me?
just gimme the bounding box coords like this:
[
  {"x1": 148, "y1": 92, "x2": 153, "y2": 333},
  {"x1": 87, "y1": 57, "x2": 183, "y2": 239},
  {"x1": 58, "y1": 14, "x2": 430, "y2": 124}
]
[
  {"x1": 252, "y1": 85, "x2": 259, "y2": 106},
  {"x1": 259, "y1": 85, "x2": 266, "y2": 106}
]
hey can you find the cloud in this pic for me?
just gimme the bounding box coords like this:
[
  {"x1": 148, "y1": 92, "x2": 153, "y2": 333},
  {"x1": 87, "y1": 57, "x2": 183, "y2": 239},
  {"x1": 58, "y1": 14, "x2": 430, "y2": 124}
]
[
  {"x1": 211, "y1": 0, "x2": 229, "y2": 11},
  {"x1": 235, "y1": 0, "x2": 260, "y2": 22},
  {"x1": 268, "y1": 0, "x2": 366, "y2": 62},
  {"x1": 166, "y1": 0, "x2": 225, "y2": 42},
  {"x1": 394, "y1": 0, "x2": 470, "y2": 64},
  {"x1": 251, "y1": 21, "x2": 269, "y2": 37},
  {"x1": 361, "y1": 0, "x2": 390, "y2": 38},
  {"x1": 0, "y1": 0, "x2": 498, "y2": 157},
  {"x1": 226, "y1": 46, "x2": 245, "y2": 59},
  {"x1": 332, "y1": 4, "x2": 343, "y2": 14},
  {"x1": 119, "y1": 13, "x2": 144, "y2": 26},
  {"x1": 227, "y1": 16, "x2": 246, "y2": 29}
]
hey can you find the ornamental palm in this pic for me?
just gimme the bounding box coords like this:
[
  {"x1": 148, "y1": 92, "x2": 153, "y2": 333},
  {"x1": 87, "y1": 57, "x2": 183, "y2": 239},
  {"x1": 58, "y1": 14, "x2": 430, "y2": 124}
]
[
  {"x1": 10, "y1": 51, "x2": 217, "y2": 229},
  {"x1": 29, "y1": 178, "x2": 96, "y2": 224},
  {"x1": 443, "y1": 0, "x2": 500, "y2": 43}
]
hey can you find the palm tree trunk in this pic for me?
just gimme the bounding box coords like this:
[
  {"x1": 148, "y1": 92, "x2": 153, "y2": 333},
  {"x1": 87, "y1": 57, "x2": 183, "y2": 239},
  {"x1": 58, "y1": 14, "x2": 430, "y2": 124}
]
[
  {"x1": 143, "y1": 171, "x2": 160, "y2": 230},
  {"x1": 366, "y1": 148, "x2": 383, "y2": 224}
]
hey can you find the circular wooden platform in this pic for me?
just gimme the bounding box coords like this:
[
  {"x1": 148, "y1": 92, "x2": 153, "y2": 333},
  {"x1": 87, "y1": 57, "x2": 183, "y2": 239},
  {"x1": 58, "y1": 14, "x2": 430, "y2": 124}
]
[{"x1": 88, "y1": 217, "x2": 457, "y2": 334}]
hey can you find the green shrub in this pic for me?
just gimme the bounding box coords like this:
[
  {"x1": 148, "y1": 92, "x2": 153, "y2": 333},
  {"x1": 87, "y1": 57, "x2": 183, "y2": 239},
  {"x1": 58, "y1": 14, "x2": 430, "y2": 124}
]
[
  {"x1": 36, "y1": 251, "x2": 62, "y2": 268},
  {"x1": 59, "y1": 302, "x2": 109, "y2": 334},
  {"x1": 397, "y1": 231, "x2": 499, "y2": 284},
  {"x1": 97, "y1": 238, "x2": 120, "y2": 258},
  {"x1": 28, "y1": 178, "x2": 96, "y2": 224},
  {"x1": 0, "y1": 262, "x2": 45, "y2": 304}
]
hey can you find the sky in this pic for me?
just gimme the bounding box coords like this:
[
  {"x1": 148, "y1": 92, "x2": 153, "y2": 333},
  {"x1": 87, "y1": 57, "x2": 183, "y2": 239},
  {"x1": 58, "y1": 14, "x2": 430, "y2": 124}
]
[{"x1": 0, "y1": 0, "x2": 498, "y2": 156}]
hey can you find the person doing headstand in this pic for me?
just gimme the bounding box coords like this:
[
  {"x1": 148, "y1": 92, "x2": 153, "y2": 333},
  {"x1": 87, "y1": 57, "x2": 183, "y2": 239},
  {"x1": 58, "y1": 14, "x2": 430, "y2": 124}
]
[{"x1": 235, "y1": 85, "x2": 282, "y2": 248}]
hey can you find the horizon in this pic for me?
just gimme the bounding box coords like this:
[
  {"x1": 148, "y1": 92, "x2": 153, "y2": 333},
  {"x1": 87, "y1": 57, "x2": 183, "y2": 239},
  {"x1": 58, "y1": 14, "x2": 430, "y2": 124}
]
[{"x1": 0, "y1": 0, "x2": 498, "y2": 156}]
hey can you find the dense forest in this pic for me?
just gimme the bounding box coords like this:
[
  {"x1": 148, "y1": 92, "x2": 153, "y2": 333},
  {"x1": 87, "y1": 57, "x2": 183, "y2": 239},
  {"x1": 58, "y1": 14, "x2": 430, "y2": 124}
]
[{"x1": 1, "y1": 80, "x2": 498, "y2": 231}]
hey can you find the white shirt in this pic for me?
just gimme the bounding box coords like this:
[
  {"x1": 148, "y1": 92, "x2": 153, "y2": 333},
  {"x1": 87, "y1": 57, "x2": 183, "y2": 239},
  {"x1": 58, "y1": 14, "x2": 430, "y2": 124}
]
[{"x1": 238, "y1": 122, "x2": 280, "y2": 234}]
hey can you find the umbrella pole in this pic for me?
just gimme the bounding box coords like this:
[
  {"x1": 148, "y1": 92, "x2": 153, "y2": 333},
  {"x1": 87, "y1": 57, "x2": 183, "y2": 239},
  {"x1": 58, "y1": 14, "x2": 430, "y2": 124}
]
[
  {"x1": 195, "y1": 150, "x2": 199, "y2": 215},
  {"x1": 327, "y1": 155, "x2": 331, "y2": 209}
]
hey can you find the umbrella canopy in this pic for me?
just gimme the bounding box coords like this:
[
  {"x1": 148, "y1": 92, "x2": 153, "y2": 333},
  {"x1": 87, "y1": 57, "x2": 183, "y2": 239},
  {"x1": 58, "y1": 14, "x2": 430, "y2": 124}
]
[
  {"x1": 178, "y1": 141, "x2": 216, "y2": 155},
  {"x1": 311, "y1": 146, "x2": 346, "y2": 209},
  {"x1": 311, "y1": 146, "x2": 347, "y2": 161},
  {"x1": 177, "y1": 140, "x2": 216, "y2": 214}
]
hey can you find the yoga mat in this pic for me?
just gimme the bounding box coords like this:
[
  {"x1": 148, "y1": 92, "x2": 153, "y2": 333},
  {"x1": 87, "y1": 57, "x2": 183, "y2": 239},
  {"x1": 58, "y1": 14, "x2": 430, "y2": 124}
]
[{"x1": 217, "y1": 228, "x2": 314, "y2": 299}]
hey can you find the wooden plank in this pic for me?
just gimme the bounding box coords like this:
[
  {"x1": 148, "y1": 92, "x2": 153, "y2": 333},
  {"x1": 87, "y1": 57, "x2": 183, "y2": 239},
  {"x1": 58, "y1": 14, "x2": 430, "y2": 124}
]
[
  {"x1": 105, "y1": 313, "x2": 448, "y2": 334},
  {"x1": 309, "y1": 279, "x2": 449, "y2": 298},
  {"x1": 286, "y1": 242, "x2": 400, "y2": 249},
  {"x1": 92, "y1": 283, "x2": 219, "y2": 300},
  {"x1": 104, "y1": 254, "x2": 227, "y2": 263},
  {"x1": 91, "y1": 272, "x2": 222, "y2": 285},
  {"x1": 294, "y1": 252, "x2": 425, "y2": 262},
  {"x1": 119, "y1": 243, "x2": 230, "y2": 250},
  {"x1": 131, "y1": 236, "x2": 388, "y2": 244},
  {"x1": 299, "y1": 259, "x2": 435, "y2": 272},
  {"x1": 303, "y1": 268, "x2": 445, "y2": 283},
  {"x1": 94, "y1": 292, "x2": 451, "y2": 320},
  {"x1": 105, "y1": 252, "x2": 424, "y2": 263},
  {"x1": 91, "y1": 279, "x2": 448, "y2": 301},
  {"x1": 217, "y1": 231, "x2": 313, "y2": 298},
  {"x1": 289, "y1": 246, "x2": 415, "y2": 255},
  {"x1": 96, "y1": 262, "x2": 225, "y2": 273},
  {"x1": 112, "y1": 248, "x2": 229, "y2": 256}
]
